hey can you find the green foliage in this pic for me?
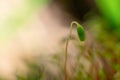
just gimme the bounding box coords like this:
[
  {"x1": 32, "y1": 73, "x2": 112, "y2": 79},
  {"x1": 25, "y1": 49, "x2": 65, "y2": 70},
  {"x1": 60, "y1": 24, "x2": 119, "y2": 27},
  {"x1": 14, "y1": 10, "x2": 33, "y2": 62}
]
[
  {"x1": 95, "y1": 0, "x2": 120, "y2": 36},
  {"x1": 16, "y1": 62, "x2": 44, "y2": 80},
  {"x1": 99, "y1": 68, "x2": 106, "y2": 80}
]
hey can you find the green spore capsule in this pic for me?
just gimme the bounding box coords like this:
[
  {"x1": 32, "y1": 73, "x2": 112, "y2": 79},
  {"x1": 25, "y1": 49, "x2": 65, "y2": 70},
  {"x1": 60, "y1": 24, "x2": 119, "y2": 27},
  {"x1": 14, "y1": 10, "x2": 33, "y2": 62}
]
[
  {"x1": 76, "y1": 23, "x2": 85, "y2": 41},
  {"x1": 71, "y1": 21, "x2": 85, "y2": 41}
]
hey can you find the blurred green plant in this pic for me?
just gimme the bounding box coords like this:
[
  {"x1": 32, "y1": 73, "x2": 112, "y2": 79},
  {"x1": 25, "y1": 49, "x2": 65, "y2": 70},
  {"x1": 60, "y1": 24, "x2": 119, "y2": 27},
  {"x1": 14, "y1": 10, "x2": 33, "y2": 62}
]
[{"x1": 95, "y1": 0, "x2": 120, "y2": 37}]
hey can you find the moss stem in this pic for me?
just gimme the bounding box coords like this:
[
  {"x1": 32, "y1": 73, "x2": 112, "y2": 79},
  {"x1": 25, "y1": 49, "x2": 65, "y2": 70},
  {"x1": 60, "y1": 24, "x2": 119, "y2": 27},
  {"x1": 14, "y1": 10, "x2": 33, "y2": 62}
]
[{"x1": 64, "y1": 21, "x2": 78, "y2": 80}]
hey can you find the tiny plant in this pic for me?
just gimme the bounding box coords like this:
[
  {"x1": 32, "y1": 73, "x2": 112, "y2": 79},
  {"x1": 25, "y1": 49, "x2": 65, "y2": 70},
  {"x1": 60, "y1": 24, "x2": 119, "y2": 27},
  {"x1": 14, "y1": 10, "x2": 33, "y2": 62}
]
[{"x1": 65, "y1": 21, "x2": 85, "y2": 80}]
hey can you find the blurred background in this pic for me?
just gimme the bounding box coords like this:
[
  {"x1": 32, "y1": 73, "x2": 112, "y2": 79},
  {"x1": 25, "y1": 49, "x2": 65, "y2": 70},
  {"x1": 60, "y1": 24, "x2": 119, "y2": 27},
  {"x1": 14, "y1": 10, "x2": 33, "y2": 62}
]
[{"x1": 0, "y1": 0, "x2": 120, "y2": 80}]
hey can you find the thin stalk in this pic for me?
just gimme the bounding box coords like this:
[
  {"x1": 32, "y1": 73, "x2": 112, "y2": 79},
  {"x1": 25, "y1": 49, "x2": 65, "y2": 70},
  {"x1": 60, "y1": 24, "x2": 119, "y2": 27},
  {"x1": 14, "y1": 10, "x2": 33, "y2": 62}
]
[{"x1": 64, "y1": 21, "x2": 78, "y2": 80}]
